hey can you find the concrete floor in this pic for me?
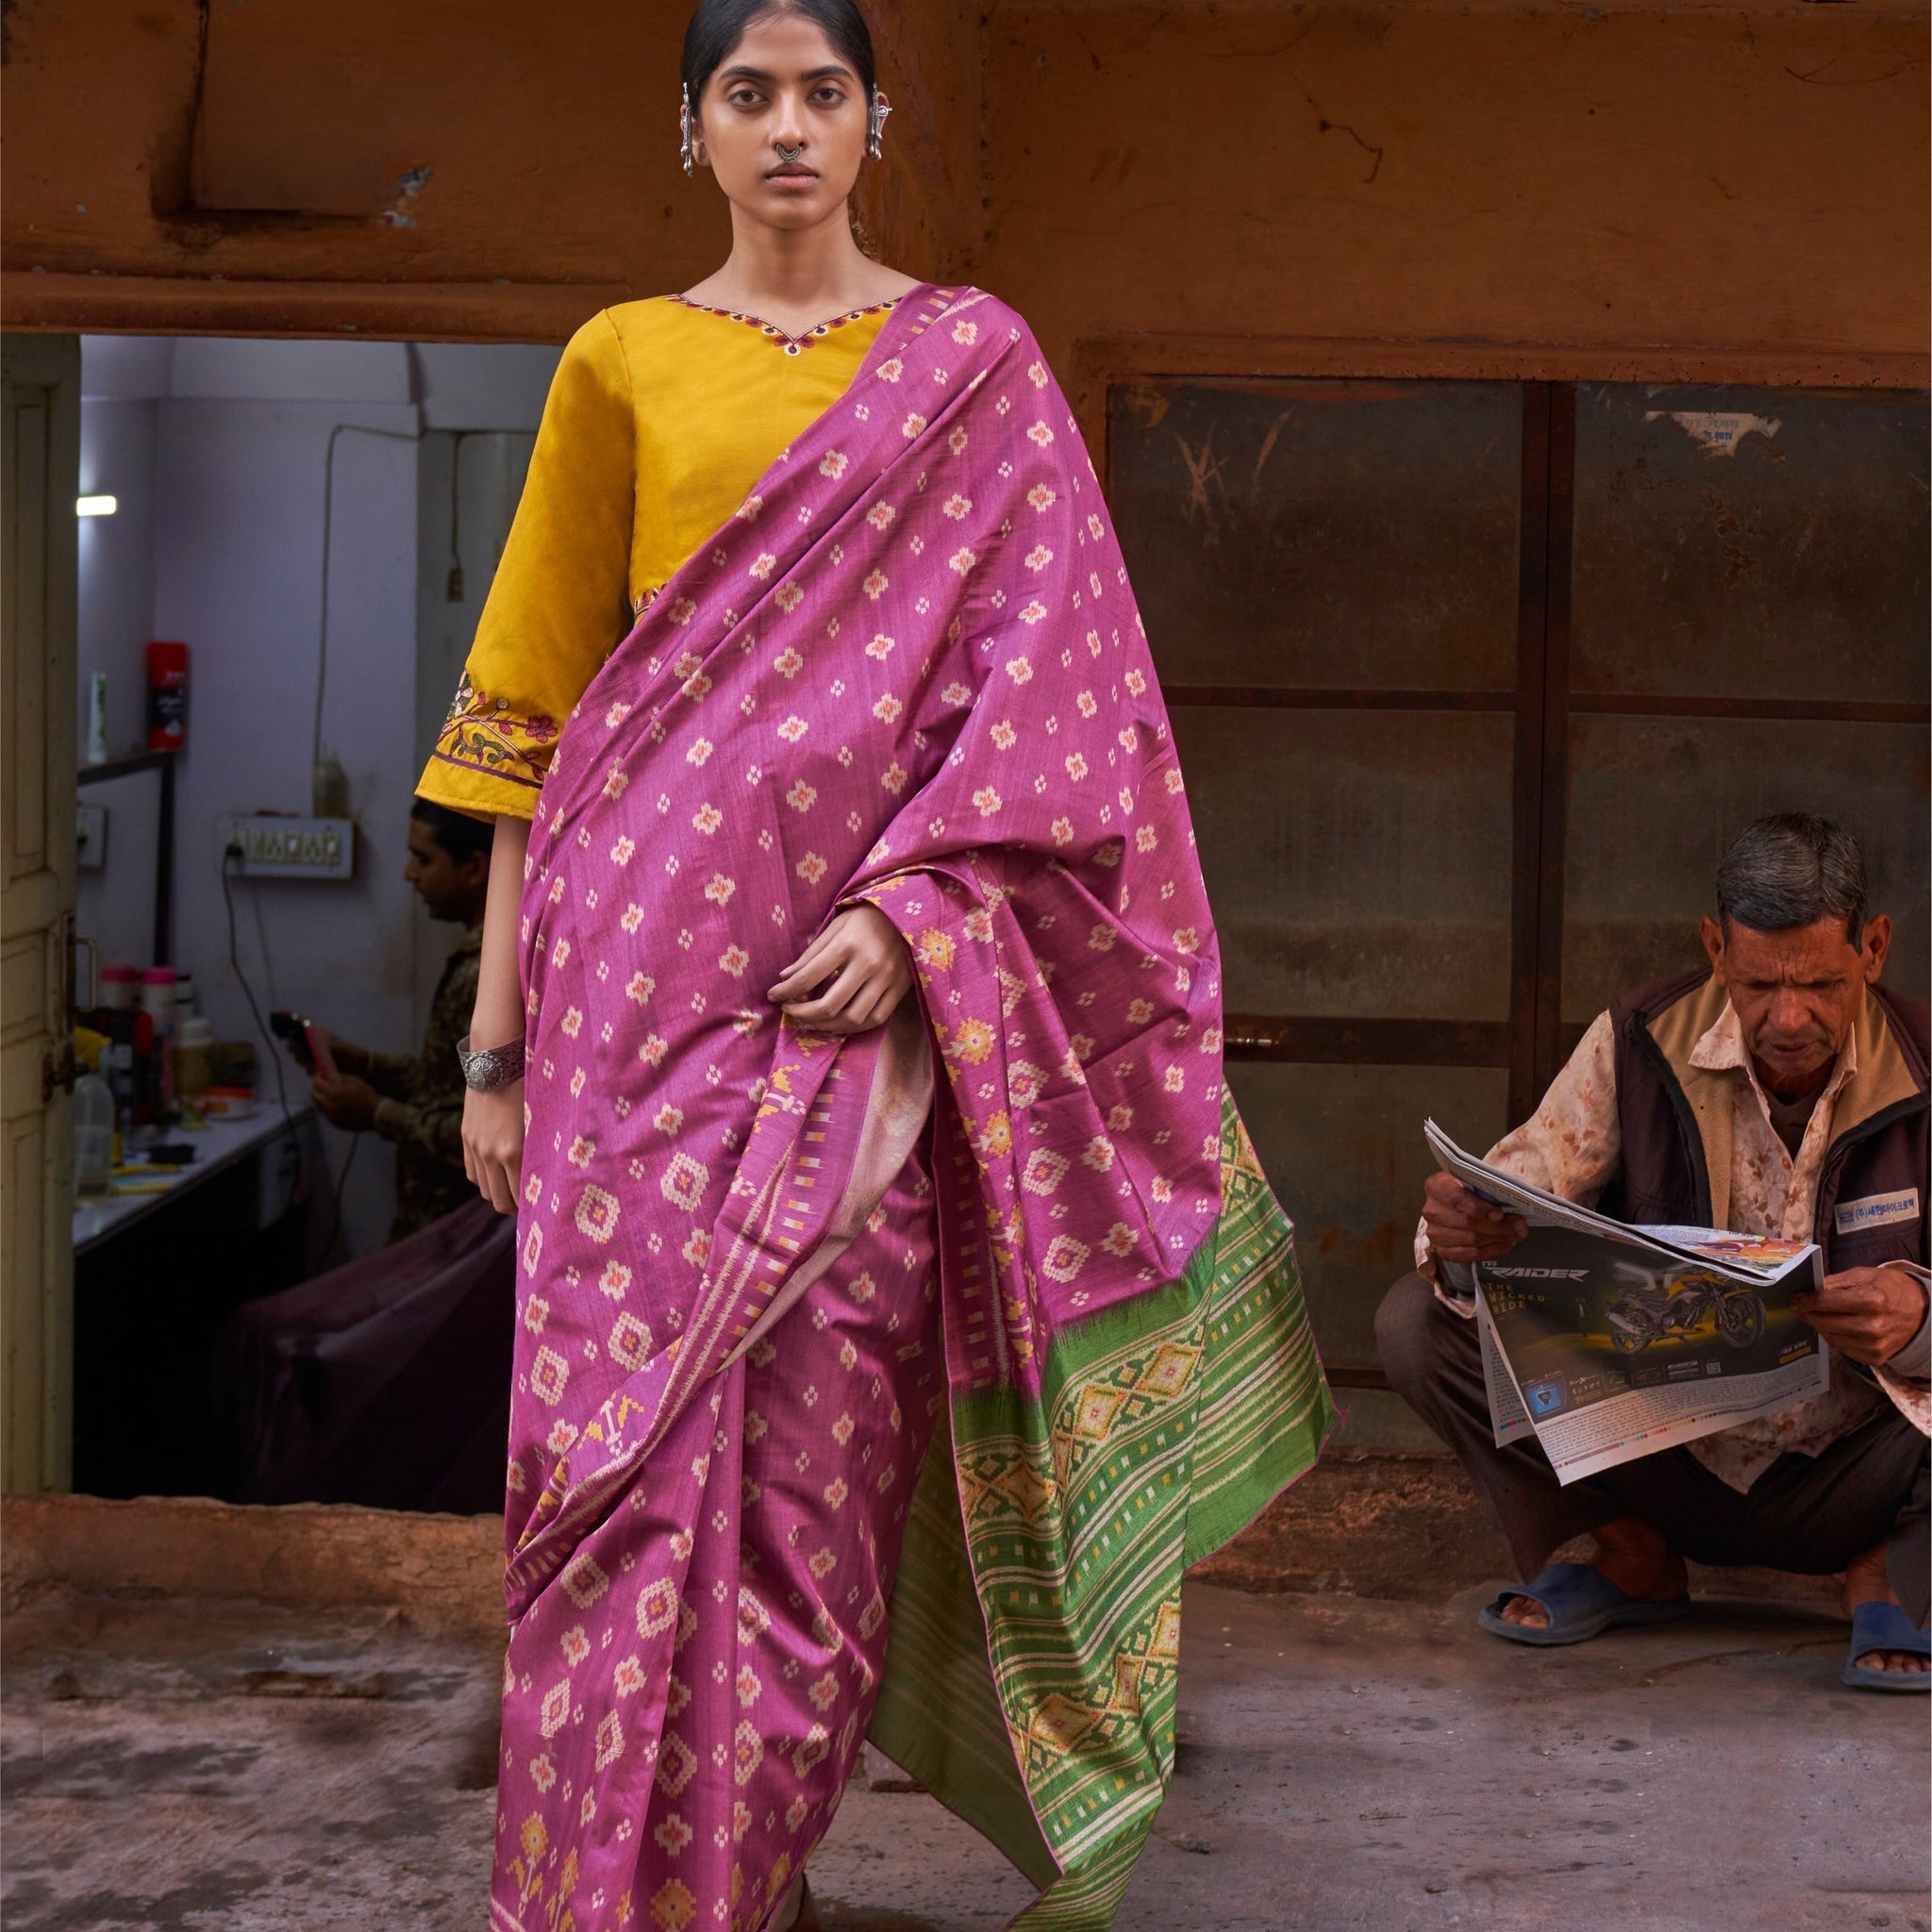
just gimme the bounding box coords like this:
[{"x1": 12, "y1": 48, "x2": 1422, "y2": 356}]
[{"x1": 6, "y1": 1575, "x2": 1925, "y2": 1932}]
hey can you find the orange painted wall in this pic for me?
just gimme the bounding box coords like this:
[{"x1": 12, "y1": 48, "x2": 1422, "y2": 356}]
[
  {"x1": 4, "y1": 0, "x2": 1924, "y2": 383},
  {"x1": 978, "y1": 3, "x2": 1929, "y2": 384},
  {"x1": 1, "y1": 0, "x2": 980, "y2": 339}
]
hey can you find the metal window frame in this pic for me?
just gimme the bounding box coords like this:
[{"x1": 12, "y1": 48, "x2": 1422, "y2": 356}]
[{"x1": 1090, "y1": 347, "x2": 1929, "y2": 1131}]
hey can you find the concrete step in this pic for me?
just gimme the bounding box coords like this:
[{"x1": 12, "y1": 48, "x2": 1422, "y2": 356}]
[
  {"x1": 5, "y1": 1458, "x2": 1842, "y2": 1633},
  {"x1": 1191, "y1": 1449, "x2": 1842, "y2": 1613}
]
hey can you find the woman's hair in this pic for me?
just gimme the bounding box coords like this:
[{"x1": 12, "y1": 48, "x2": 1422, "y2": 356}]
[{"x1": 681, "y1": 0, "x2": 876, "y2": 103}]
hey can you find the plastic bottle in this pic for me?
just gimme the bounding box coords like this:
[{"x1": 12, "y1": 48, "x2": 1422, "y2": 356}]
[
  {"x1": 105, "y1": 1008, "x2": 139, "y2": 1135},
  {"x1": 312, "y1": 749, "x2": 350, "y2": 820},
  {"x1": 129, "y1": 1008, "x2": 156, "y2": 1125},
  {"x1": 73, "y1": 1073, "x2": 114, "y2": 1194},
  {"x1": 86, "y1": 673, "x2": 109, "y2": 766},
  {"x1": 100, "y1": 964, "x2": 139, "y2": 1010},
  {"x1": 140, "y1": 968, "x2": 179, "y2": 1117},
  {"x1": 175, "y1": 1017, "x2": 215, "y2": 1107},
  {"x1": 146, "y1": 641, "x2": 190, "y2": 752}
]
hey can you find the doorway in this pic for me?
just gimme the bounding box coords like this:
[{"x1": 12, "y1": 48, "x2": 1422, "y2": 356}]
[{"x1": 58, "y1": 333, "x2": 552, "y2": 1499}]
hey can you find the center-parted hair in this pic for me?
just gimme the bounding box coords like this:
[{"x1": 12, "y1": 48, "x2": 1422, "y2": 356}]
[
  {"x1": 1715, "y1": 812, "x2": 1868, "y2": 943},
  {"x1": 681, "y1": 0, "x2": 877, "y2": 103}
]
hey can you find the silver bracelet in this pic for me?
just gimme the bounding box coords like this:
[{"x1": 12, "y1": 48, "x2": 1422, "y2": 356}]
[{"x1": 457, "y1": 1033, "x2": 526, "y2": 1092}]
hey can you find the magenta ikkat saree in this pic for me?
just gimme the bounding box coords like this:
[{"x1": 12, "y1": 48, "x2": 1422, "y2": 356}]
[{"x1": 492, "y1": 287, "x2": 1333, "y2": 1932}]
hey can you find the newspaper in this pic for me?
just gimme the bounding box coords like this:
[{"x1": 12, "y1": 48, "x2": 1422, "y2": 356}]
[{"x1": 1425, "y1": 1120, "x2": 1827, "y2": 1484}]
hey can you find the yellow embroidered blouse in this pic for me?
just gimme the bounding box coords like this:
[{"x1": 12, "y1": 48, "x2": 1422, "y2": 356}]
[{"x1": 416, "y1": 293, "x2": 901, "y2": 822}]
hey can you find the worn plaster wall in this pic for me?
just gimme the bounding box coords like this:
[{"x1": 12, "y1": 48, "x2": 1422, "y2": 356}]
[
  {"x1": 978, "y1": 2, "x2": 1930, "y2": 387},
  {"x1": 5, "y1": 1, "x2": 1924, "y2": 383},
  {"x1": 2, "y1": 0, "x2": 984, "y2": 340}
]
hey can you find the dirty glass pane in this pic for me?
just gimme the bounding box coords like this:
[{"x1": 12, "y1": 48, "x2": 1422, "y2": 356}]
[
  {"x1": 1562, "y1": 716, "x2": 1931, "y2": 1022},
  {"x1": 1226, "y1": 1061, "x2": 1510, "y2": 1373},
  {"x1": 1109, "y1": 379, "x2": 1523, "y2": 691},
  {"x1": 1174, "y1": 707, "x2": 1515, "y2": 1020},
  {"x1": 1572, "y1": 384, "x2": 1931, "y2": 704}
]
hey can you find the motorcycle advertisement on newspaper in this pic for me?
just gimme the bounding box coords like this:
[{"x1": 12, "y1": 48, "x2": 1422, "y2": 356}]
[{"x1": 1424, "y1": 1121, "x2": 1828, "y2": 1484}]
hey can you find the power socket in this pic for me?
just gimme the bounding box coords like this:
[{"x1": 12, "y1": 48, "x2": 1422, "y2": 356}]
[
  {"x1": 217, "y1": 815, "x2": 356, "y2": 881},
  {"x1": 76, "y1": 803, "x2": 108, "y2": 872}
]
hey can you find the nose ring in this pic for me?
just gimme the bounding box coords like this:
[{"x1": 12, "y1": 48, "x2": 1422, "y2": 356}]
[{"x1": 774, "y1": 142, "x2": 804, "y2": 163}]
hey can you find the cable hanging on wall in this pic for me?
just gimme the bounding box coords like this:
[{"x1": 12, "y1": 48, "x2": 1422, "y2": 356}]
[
  {"x1": 446, "y1": 428, "x2": 475, "y2": 603},
  {"x1": 313, "y1": 424, "x2": 421, "y2": 815}
]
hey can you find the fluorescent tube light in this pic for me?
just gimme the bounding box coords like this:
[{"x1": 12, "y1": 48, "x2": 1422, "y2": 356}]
[{"x1": 75, "y1": 495, "x2": 118, "y2": 517}]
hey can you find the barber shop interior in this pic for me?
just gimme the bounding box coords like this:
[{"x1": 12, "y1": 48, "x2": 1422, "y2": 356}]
[
  {"x1": 4, "y1": 2, "x2": 1927, "y2": 1926},
  {"x1": 69, "y1": 333, "x2": 558, "y2": 1507}
]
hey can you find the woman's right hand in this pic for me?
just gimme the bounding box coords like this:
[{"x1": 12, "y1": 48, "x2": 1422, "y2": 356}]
[
  {"x1": 464, "y1": 815, "x2": 534, "y2": 1217},
  {"x1": 463, "y1": 1083, "x2": 525, "y2": 1216}
]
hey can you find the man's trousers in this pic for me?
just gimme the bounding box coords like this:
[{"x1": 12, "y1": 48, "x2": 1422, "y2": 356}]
[{"x1": 1376, "y1": 1271, "x2": 1930, "y2": 1626}]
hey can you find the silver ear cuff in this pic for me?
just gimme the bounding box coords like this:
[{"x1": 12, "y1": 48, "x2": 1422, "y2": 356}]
[
  {"x1": 868, "y1": 91, "x2": 891, "y2": 161},
  {"x1": 680, "y1": 84, "x2": 694, "y2": 176}
]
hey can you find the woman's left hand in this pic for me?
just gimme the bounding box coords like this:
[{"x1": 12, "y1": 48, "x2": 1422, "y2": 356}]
[{"x1": 768, "y1": 903, "x2": 913, "y2": 1035}]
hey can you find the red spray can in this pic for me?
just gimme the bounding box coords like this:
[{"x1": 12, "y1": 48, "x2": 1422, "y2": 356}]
[{"x1": 146, "y1": 641, "x2": 190, "y2": 751}]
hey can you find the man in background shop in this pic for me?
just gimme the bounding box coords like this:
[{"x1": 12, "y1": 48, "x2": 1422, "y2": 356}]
[
  {"x1": 225, "y1": 797, "x2": 508, "y2": 1515},
  {"x1": 287, "y1": 798, "x2": 490, "y2": 1241}
]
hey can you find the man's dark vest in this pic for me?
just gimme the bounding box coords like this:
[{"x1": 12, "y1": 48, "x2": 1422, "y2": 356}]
[{"x1": 1599, "y1": 968, "x2": 1928, "y2": 1276}]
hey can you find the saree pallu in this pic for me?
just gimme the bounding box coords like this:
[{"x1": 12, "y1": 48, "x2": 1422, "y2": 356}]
[{"x1": 494, "y1": 286, "x2": 1335, "y2": 1932}]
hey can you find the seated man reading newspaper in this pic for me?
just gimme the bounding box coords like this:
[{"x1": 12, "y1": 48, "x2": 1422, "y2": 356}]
[{"x1": 1377, "y1": 814, "x2": 1929, "y2": 1688}]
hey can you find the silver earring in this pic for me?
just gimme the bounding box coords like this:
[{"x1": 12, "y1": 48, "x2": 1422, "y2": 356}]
[
  {"x1": 867, "y1": 92, "x2": 890, "y2": 161},
  {"x1": 679, "y1": 84, "x2": 694, "y2": 176}
]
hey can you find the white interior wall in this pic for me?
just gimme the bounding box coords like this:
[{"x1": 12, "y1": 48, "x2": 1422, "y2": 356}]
[
  {"x1": 411, "y1": 430, "x2": 538, "y2": 1023},
  {"x1": 80, "y1": 336, "x2": 174, "y2": 401},
  {"x1": 75, "y1": 396, "x2": 158, "y2": 758},
  {"x1": 411, "y1": 343, "x2": 559, "y2": 433},
  {"x1": 407, "y1": 345, "x2": 556, "y2": 1039},
  {"x1": 155, "y1": 390, "x2": 423, "y2": 1257},
  {"x1": 74, "y1": 335, "x2": 555, "y2": 1259},
  {"x1": 75, "y1": 392, "x2": 161, "y2": 969}
]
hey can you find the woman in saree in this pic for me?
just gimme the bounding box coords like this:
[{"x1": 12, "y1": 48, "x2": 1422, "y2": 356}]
[{"x1": 417, "y1": 4, "x2": 1334, "y2": 1926}]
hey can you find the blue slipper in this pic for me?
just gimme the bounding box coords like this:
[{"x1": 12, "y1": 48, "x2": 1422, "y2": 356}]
[
  {"x1": 1477, "y1": 1561, "x2": 1693, "y2": 1647},
  {"x1": 1843, "y1": 1600, "x2": 1932, "y2": 1692}
]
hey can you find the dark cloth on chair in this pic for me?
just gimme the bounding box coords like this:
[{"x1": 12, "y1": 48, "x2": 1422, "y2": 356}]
[
  {"x1": 1376, "y1": 1270, "x2": 1931, "y2": 1627},
  {"x1": 218, "y1": 1196, "x2": 513, "y2": 1516}
]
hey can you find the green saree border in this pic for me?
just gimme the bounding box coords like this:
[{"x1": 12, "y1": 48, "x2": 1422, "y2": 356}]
[{"x1": 868, "y1": 1095, "x2": 1336, "y2": 1928}]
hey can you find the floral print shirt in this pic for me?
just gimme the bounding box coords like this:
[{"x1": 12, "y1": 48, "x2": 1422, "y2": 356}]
[
  {"x1": 355, "y1": 925, "x2": 481, "y2": 1241},
  {"x1": 1418, "y1": 998, "x2": 1932, "y2": 1493}
]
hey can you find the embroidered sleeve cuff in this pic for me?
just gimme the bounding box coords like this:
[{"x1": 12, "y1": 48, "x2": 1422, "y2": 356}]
[
  {"x1": 417, "y1": 670, "x2": 559, "y2": 824},
  {"x1": 415, "y1": 759, "x2": 538, "y2": 824}
]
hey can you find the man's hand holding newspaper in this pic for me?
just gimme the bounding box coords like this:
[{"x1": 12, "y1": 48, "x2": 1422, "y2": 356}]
[{"x1": 1421, "y1": 1170, "x2": 1525, "y2": 1266}]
